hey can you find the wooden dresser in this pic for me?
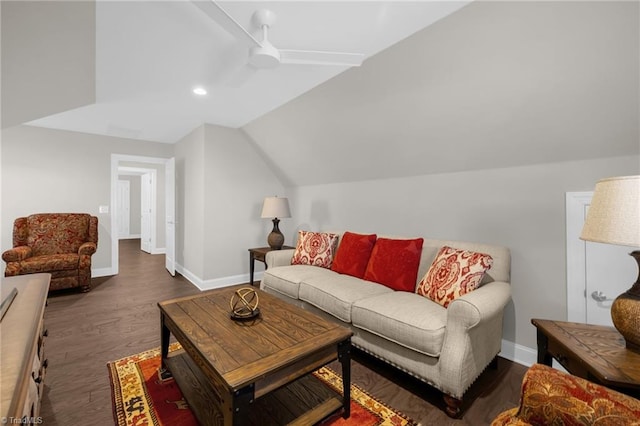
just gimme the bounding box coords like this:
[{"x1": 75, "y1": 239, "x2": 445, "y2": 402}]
[{"x1": 1, "y1": 273, "x2": 50, "y2": 422}]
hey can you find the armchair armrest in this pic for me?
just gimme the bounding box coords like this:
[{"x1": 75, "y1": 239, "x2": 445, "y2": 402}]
[
  {"x1": 265, "y1": 249, "x2": 295, "y2": 268},
  {"x1": 78, "y1": 242, "x2": 97, "y2": 256},
  {"x1": 2, "y1": 246, "x2": 32, "y2": 262},
  {"x1": 438, "y1": 281, "x2": 511, "y2": 398}
]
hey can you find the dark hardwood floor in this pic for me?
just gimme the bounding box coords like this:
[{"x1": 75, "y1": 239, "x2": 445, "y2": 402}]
[{"x1": 39, "y1": 239, "x2": 527, "y2": 425}]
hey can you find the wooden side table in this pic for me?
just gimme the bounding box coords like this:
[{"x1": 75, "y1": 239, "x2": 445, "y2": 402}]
[
  {"x1": 248, "y1": 246, "x2": 294, "y2": 286},
  {"x1": 532, "y1": 318, "x2": 640, "y2": 397}
]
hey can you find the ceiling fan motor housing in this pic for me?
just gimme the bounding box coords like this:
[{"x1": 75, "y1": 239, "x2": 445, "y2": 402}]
[{"x1": 249, "y1": 43, "x2": 280, "y2": 68}]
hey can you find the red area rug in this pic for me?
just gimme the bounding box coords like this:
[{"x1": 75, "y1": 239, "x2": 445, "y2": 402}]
[{"x1": 107, "y1": 344, "x2": 416, "y2": 426}]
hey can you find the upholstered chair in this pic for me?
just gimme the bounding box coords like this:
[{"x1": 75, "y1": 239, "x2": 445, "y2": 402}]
[
  {"x1": 492, "y1": 363, "x2": 640, "y2": 425},
  {"x1": 2, "y1": 213, "x2": 98, "y2": 292}
]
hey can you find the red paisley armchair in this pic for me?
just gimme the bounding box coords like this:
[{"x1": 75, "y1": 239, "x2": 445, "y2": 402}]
[
  {"x1": 492, "y1": 363, "x2": 640, "y2": 425},
  {"x1": 2, "y1": 213, "x2": 98, "y2": 292}
]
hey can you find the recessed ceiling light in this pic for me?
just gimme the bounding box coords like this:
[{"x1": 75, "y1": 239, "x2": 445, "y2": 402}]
[{"x1": 193, "y1": 87, "x2": 207, "y2": 96}]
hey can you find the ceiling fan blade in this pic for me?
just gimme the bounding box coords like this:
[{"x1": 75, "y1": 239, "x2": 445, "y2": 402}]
[
  {"x1": 192, "y1": 0, "x2": 261, "y2": 48},
  {"x1": 279, "y1": 50, "x2": 365, "y2": 67}
]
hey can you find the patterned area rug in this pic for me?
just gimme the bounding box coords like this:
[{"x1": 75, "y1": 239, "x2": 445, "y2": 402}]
[{"x1": 107, "y1": 344, "x2": 417, "y2": 426}]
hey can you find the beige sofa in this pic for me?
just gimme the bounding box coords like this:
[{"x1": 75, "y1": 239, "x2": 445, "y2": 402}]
[{"x1": 261, "y1": 234, "x2": 511, "y2": 418}]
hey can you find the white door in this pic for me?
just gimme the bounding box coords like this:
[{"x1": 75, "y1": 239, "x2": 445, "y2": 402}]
[
  {"x1": 117, "y1": 180, "x2": 130, "y2": 238},
  {"x1": 140, "y1": 173, "x2": 153, "y2": 254},
  {"x1": 165, "y1": 158, "x2": 176, "y2": 276},
  {"x1": 566, "y1": 192, "x2": 636, "y2": 325}
]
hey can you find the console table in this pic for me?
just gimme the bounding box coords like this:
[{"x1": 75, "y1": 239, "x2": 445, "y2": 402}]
[
  {"x1": 1, "y1": 274, "x2": 50, "y2": 422},
  {"x1": 248, "y1": 246, "x2": 294, "y2": 286},
  {"x1": 532, "y1": 318, "x2": 640, "y2": 397}
]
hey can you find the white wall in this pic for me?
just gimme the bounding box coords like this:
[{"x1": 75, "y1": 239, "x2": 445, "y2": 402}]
[
  {"x1": 286, "y1": 155, "x2": 640, "y2": 352},
  {"x1": 1, "y1": 125, "x2": 174, "y2": 274}
]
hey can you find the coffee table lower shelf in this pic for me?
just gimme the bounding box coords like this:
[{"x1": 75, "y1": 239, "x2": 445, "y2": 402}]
[{"x1": 164, "y1": 350, "x2": 344, "y2": 426}]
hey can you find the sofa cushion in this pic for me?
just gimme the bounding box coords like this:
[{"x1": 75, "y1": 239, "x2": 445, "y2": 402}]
[
  {"x1": 363, "y1": 237, "x2": 424, "y2": 292},
  {"x1": 262, "y1": 265, "x2": 333, "y2": 299},
  {"x1": 416, "y1": 246, "x2": 493, "y2": 308},
  {"x1": 299, "y1": 274, "x2": 393, "y2": 323},
  {"x1": 352, "y1": 292, "x2": 447, "y2": 357},
  {"x1": 291, "y1": 230, "x2": 340, "y2": 269},
  {"x1": 330, "y1": 231, "x2": 377, "y2": 279}
]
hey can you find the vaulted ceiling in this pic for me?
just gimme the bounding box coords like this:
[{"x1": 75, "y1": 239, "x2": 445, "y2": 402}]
[{"x1": 23, "y1": 0, "x2": 470, "y2": 143}]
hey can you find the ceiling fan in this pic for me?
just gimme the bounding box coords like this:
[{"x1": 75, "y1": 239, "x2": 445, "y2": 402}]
[{"x1": 193, "y1": 1, "x2": 365, "y2": 83}]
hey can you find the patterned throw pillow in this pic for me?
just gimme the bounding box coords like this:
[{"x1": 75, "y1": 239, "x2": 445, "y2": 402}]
[
  {"x1": 416, "y1": 246, "x2": 493, "y2": 308},
  {"x1": 331, "y1": 232, "x2": 377, "y2": 278},
  {"x1": 291, "y1": 230, "x2": 340, "y2": 269},
  {"x1": 363, "y1": 238, "x2": 424, "y2": 292}
]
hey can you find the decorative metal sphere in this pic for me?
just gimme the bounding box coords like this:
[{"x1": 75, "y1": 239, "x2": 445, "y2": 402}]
[{"x1": 230, "y1": 288, "x2": 260, "y2": 320}]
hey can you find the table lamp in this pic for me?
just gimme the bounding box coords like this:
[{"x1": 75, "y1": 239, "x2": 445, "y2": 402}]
[
  {"x1": 261, "y1": 196, "x2": 291, "y2": 249},
  {"x1": 580, "y1": 175, "x2": 640, "y2": 351}
]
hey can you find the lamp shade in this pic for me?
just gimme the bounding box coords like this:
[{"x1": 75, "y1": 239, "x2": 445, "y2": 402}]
[
  {"x1": 261, "y1": 197, "x2": 291, "y2": 219},
  {"x1": 580, "y1": 175, "x2": 640, "y2": 247}
]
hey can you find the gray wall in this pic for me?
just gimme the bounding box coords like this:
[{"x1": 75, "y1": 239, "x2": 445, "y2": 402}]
[
  {"x1": 202, "y1": 124, "x2": 286, "y2": 284},
  {"x1": 173, "y1": 124, "x2": 286, "y2": 287},
  {"x1": 174, "y1": 125, "x2": 206, "y2": 280},
  {"x1": 1, "y1": 1, "x2": 95, "y2": 128}
]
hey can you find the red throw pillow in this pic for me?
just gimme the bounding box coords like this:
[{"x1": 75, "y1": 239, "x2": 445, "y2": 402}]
[
  {"x1": 331, "y1": 232, "x2": 377, "y2": 278},
  {"x1": 363, "y1": 237, "x2": 424, "y2": 292},
  {"x1": 291, "y1": 230, "x2": 340, "y2": 269}
]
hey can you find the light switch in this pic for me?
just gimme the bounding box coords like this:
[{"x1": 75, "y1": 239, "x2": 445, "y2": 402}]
[{"x1": 99, "y1": 205, "x2": 109, "y2": 214}]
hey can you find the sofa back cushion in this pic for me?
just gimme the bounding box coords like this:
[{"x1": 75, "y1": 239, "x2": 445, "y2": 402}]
[
  {"x1": 363, "y1": 237, "x2": 424, "y2": 292},
  {"x1": 331, "y1": 232, "x2": 377, "y2": 278},
  {"x1": 26, "y1": 213, "x2": 92, "y2": 256}
]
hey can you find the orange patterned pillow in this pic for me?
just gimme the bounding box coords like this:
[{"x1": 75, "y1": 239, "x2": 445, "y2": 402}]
[
  {"x1": 291, "y1": 230, "x2": 340, "y2": 269},
  {"x1": 416, "y1": 246, "x2": 493, "y2": 307}
]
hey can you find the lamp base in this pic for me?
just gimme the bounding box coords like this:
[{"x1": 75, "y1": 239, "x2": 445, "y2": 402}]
[
  {"x1": 267, "y1": 218, "x2": 284, "y2": 250},
  {"x1": 611, "y1": 251, "x2": 640, "y2": 352}
]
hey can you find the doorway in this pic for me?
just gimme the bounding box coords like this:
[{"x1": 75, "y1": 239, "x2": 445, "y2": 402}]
[
  {"x1": 117, "y1": 167, "x2": 157, "y2": 253},
  {"x1": 111, "y1": 154, "x2": 176, "y2": 276},
  {"x1": 566, "y1": 192, "x2": 636, "y2": 325}
]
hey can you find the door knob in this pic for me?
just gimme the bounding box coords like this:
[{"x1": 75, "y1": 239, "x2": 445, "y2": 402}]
[{"x1": 591, "y1": 291, "x2": 608, "y2": 302}]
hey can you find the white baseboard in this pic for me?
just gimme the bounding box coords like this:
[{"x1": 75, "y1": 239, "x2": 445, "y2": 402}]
[
  {"x1": 118, "y1": 234, "x2": 141, "y2": 239},
  {"x1": 175, "y1": 266, "x2": 263, "y2": 291},
  {"x1": 500, "y1": 339, "x2": 537, "y2": 367},
  {"x1": 92, "y1": 267, "x2": 116, "y2": 278},
  {"x1": 151, "y1": 247, "x2": 166, "y2": 255},
  {"x1": 499, "y1": 339, "x2": 568, "y2": 372}
]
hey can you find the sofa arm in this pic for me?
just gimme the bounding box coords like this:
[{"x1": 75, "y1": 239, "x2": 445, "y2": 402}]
[
  {"x1": 2, "y1": 246, "x2": 32, "y2": 262},
  {"x1": 265, "y1": 249, "x2": 295, "y2": 268},
  {"x1": 492, "y1": 363, "x2": 640, "y2": 425},
  {"x1": 438, "y1": 281, "x2": 511, "y2": 398},
  {"x1": 78, "y1": 242, "x2": 97, "y2": 256}
]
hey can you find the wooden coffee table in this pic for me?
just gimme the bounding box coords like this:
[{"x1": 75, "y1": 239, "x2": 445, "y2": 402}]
[{"x1": 158, "y1": 287, "x2": 353, "y2": 425}]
